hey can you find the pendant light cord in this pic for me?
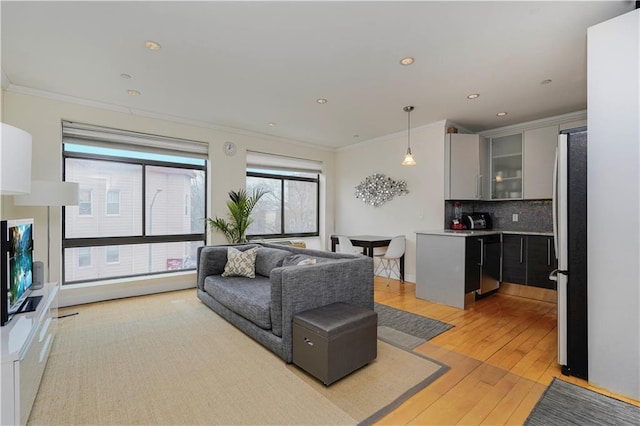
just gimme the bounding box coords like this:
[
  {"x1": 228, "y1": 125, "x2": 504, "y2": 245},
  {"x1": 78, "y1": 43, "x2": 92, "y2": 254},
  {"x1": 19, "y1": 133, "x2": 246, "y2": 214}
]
[
  {"x1": 403, "y1": 105, "x2": 414, "y2": 151},
  {"x1": 407, "y1": 108, "x2": 411, "y2": 150}
]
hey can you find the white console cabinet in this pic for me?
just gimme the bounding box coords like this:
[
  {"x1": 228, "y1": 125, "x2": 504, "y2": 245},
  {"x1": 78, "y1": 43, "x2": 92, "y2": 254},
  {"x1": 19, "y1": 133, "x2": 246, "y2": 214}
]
[{"x1": 1, "y1": 283, "x2": 58, "y2": 425}]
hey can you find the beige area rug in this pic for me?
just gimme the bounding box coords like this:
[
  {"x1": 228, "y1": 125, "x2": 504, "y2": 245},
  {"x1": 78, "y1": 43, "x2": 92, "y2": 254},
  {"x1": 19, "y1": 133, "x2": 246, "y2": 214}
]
[{"x1": 28, "y1": 290, "x2": 447, "y2": 425}]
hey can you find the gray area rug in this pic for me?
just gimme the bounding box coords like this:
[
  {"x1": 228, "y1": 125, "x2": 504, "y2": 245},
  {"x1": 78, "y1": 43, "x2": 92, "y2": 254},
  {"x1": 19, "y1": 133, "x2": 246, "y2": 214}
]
[
  {"x1": 525, "y1": 378, "x2": 640, "y2": 425},
  {"x1": 374, "y1": 303, "x2": 454, "y2": 350}
]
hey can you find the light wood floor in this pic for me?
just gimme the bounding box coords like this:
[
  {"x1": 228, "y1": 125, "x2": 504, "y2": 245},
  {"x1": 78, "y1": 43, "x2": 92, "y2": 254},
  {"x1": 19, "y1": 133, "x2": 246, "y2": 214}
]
[{"x1": 373, "y1": 277, "x2": 640, "y2": 425}]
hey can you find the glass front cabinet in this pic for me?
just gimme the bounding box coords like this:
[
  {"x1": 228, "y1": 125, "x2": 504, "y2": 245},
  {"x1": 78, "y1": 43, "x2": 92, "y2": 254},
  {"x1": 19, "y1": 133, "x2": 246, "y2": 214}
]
[{"x1": 490, "y1": 133, "x2": 523, "y2": 200}]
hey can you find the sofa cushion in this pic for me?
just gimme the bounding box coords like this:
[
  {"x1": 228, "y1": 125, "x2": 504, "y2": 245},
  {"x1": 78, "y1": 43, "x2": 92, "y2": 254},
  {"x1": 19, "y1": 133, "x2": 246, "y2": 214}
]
[
  {"x1": 255, "y1": 247, "x2": 291, "y2": 277},
  {"x1": 282, "y1": 254, "x2": 335, "y2": 267},
  {"x1": 204, "y1": 276, "x2": 272, "y2": 329},
  {"x1": 222, "y1": 247, "x2": 258, "y2": 278}
]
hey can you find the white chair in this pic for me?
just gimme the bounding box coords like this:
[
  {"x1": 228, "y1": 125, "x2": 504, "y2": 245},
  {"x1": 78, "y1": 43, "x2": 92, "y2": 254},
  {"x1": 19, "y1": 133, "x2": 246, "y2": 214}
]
[
  {"x1": 374, "y1": 235, "x2": 405, "y2": 286},
  {"x1": 337, "y1": 236, "x2": 359, "y2": 254}
]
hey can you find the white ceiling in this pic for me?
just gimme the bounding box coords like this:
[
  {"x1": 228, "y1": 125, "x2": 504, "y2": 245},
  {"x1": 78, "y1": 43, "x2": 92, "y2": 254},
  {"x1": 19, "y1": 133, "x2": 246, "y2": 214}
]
[{"x1": 1, "y1": 1, "x2": 634, "y2": 148}]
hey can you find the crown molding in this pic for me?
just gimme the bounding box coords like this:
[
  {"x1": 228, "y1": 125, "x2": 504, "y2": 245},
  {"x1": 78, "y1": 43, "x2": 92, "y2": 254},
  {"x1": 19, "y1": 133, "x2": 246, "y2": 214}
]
[
  {"x1": 5, "y1": 84, "x2": 336, "y2": 152},
  {"x1": 479, "y1": 110, "x2": 587, "y2": 137}
]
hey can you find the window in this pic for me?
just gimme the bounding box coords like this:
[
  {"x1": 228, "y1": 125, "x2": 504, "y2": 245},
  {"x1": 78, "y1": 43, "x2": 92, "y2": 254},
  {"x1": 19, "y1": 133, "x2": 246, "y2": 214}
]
[
  {"x1": 62, "y1": 122, "x2": 207, "y2": 285},
  {"x1": 105, "y1": 246, "x2": 120, "y2": 264},
  {"x1": 78, "y1": 247, "x2": 92, "y2": 268},
  {"x1": 245, "y1": 152, "x2": 321, "y2": 239},
  {"x1": 106, "y1": 189, "x2": 120, "y2": 215},
  {"x1": 78, "y1": 189, "x2": 93, "y2": 216}
]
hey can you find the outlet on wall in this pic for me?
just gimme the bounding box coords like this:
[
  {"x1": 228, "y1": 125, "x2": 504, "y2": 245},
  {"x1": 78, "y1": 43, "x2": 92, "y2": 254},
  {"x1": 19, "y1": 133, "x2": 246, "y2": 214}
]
[{"x1": 512, "y1": 213, "x2": 519, "y2": 222}]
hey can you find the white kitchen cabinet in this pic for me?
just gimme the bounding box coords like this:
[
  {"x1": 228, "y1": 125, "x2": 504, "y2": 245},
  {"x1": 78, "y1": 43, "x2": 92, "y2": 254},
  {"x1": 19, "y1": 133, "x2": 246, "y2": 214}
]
[
  {"x1": 445, "y1": 134, "x2": 488, "y2": 200},
  {"x1": 523, "y1": 125, "x2": 559, "y2": 199},
  {"x1": 490, "y1": 133, "x2": 523, "y2": 200}
]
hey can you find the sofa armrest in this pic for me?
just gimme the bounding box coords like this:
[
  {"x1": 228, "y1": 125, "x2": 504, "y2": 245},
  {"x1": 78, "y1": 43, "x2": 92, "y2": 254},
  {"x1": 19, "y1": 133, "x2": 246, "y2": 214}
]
[
  {"x1": 275, "y1": 256, "x2": 374, "y2": 361},
  {"x1": 196, "y1": 246, "x2": 229, "y2": 290},
  {"x1": 197, "y1": 244, "x2": 262, "y2": 290}
]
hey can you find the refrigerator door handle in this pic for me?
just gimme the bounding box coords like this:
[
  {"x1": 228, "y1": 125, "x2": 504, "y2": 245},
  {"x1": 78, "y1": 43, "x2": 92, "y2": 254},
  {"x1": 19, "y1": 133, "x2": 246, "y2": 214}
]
[
  {"x1": 552, "y1": 146, "x2": 559, "y2": 256},
  {"x1": 549, "y1": 269, "x2": 569, "y2": 281}
]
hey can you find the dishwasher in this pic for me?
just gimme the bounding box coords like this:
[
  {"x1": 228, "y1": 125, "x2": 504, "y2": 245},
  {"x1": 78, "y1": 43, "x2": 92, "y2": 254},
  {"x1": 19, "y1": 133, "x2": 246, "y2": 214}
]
[{"x1": 465, "y1": 233, "x2": 502, "y2": 295}]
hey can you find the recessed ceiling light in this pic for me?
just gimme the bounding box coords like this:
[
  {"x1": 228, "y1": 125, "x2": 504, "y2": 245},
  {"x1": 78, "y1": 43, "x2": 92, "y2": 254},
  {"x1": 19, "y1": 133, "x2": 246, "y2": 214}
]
[
  {"x1": 144, "y1": 40, "x2": 161, "y2": 50},
  {"x1": 120, "y1": 73, "x2": 132, "y2": 79},
  {"x1": 467, "y1": 93, "x2": 480, "y2": 99},
  {"x1": 541, "y1": 79, "x2": 553, "y2": 85},
  {"x1": 267, "y1": 122, "x2": 277, "y2": 127},
  {"x1": 496, "y1": 112, "x2": 508, "y2": 117},
  {"x1": 399, "y1": 57, "x2": 414, "y2": 66},
  {"x1": 316, "y1": 98, "x2": 328, "y2": 104},
  {"x1": 127, "y1": 89, "x2": 141, "y2": 96}
]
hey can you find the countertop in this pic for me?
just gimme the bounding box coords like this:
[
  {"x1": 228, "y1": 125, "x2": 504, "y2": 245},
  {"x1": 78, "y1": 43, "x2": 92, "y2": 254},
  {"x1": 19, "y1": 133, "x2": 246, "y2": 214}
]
[{"x1": 416, "y1": 229, "x2": 553, "y2": 237}]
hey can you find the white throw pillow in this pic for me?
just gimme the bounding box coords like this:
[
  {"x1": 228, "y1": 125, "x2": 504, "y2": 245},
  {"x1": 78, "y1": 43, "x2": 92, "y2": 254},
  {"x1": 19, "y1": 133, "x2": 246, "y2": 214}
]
[{"x1": 222, "y1": 247, "x2": 258, "y2": 278}]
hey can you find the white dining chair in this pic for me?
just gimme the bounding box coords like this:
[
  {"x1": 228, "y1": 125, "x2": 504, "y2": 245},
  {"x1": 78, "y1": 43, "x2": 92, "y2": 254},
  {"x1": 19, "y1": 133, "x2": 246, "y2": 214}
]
[
  {"x1": 374, "y1": 235, "x2": 405, "y2": 286},
  {"x1": 337, "y1": 236, "x2": 359, "y2": 254}
]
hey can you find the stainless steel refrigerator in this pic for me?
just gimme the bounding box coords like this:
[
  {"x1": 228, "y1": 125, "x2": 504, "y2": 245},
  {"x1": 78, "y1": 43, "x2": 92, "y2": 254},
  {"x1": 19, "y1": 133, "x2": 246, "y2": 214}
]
[{"x1": 551, "y1": 127, "x2": 588, "y2": 379}]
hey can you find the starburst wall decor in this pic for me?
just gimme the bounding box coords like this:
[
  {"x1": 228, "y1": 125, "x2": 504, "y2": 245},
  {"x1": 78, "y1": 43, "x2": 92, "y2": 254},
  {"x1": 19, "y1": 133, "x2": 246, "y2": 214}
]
[{"x1": 355, "y1": 173, "x2": 409, "y2": 207}]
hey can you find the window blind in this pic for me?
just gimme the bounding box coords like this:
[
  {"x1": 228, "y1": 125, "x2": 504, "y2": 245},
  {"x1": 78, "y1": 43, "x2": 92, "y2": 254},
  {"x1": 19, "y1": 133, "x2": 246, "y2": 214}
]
[
  {"x1": 62, "y1": 121, "x2": 209, "y2": 159},
  {"x1": 246, "y1": 151, "x2": 322, "y2": 174}
]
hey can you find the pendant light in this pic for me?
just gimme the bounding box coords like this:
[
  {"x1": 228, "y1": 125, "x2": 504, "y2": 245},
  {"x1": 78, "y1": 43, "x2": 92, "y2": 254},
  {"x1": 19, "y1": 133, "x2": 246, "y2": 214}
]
[{"x1": 401, "y1": 106, "x2": 416, "y2": 166}]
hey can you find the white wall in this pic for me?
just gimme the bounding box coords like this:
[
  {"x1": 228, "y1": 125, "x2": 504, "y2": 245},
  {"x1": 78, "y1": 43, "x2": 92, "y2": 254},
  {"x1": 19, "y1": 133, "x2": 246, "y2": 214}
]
[
  {"x1": 335, "y1": 120, "x2": 447, "y2": 283},
  {"x1": 1, "y1": 90, "x2": 336, "y2": 306},
  {"x1": 587, "y1": 9, "x2": 640, "y2": 400}
]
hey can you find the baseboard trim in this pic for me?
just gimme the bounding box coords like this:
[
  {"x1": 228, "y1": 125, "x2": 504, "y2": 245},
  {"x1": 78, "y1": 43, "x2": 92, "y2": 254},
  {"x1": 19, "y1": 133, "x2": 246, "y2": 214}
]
[{"x1": 498, "y1": 282, "x2": 557, "y2": 303}]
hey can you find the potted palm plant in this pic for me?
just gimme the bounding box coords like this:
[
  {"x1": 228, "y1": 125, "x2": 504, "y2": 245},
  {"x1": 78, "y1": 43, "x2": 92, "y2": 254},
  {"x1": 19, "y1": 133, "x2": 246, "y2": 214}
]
[{"x1": 206, "y1": 188, "x2": 267, "y2": 243}]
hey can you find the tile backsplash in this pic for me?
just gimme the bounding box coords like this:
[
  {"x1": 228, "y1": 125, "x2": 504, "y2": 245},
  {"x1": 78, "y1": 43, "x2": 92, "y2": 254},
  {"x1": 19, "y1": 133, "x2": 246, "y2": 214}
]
[{"x1": 445, "y1": 199, "x2": 553, "y2": 232}]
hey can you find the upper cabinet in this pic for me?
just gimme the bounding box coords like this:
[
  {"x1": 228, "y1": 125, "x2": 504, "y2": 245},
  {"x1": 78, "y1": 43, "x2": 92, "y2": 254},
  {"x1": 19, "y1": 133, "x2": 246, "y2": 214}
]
[
  {"x1": 488, "y1": 124, "x2": 561, "y2": 200},
  {"x1": 523, "y1": 125, "x2": 559, "y2": 199},
  {"x1": 448, "y1": 112, "x2": 586, "y2": 202},
  {"x1": 445, "y1": 134, "x2": 488, "y2": 200},
  {"x1": 490, "y1": 133, "x2": 523, "y2": 200}
]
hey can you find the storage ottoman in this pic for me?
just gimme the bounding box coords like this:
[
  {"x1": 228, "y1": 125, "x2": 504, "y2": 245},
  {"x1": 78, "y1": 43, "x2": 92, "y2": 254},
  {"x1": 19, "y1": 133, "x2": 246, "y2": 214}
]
[{"x1": 292, "y1": 302, "x2": 377, "y2": 385}]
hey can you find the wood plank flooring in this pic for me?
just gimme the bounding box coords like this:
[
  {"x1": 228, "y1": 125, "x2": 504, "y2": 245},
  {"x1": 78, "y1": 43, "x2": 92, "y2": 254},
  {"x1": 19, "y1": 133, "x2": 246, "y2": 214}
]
[{"x1": 373, "y1": 278, "x2": 640, "y2": 425}]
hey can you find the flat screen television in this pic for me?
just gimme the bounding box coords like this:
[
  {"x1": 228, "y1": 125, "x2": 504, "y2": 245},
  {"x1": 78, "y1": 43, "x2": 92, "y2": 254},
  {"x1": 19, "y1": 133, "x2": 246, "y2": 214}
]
[{"x1": 1, "y1": 218, "x2": 35, "y2": 326}]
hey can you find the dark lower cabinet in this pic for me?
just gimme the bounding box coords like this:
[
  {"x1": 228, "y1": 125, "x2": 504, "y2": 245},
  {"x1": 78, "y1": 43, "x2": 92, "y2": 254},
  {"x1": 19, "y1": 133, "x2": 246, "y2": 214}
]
[
  {"x1": 502, "y1": 234, "x2": 526, "y2": 284},
  {"x1": 502, "y1": 234, "x2": 557, "y2": 289},
  {"x1": 526, "y1": 236, "x2": 557, "y2": 289}
]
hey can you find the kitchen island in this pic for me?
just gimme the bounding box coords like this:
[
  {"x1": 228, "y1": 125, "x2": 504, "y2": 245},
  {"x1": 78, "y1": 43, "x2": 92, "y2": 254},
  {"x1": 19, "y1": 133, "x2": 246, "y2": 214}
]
[
  {"x1": 416, "y1": 229, "x2": 554, "y2": 309},
  {"x1": 415, "y1": 230, "x2": 502, "y2": 309}
]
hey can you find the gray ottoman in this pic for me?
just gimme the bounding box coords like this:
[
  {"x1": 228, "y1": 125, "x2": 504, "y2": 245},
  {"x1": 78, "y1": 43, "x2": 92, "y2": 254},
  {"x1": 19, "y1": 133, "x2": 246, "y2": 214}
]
[{"x1": 292, "y1": 302, "x2": 377, "y2": 385}]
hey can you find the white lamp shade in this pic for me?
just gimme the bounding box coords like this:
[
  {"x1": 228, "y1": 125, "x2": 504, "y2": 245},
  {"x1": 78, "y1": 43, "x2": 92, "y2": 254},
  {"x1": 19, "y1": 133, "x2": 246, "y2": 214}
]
[
  {"x1": 14, "y1": 180, "x2": 79, "y2": 206},
  {"x1": 1, "y1": 123, "x2": 33, "y2": 195}
]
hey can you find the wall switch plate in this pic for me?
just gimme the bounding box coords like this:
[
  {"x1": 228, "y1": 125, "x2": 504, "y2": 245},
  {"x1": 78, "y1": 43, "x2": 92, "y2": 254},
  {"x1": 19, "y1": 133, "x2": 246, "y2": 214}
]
[{"x1": 512, "y1": 213, "x2": 519, "y2": 222}]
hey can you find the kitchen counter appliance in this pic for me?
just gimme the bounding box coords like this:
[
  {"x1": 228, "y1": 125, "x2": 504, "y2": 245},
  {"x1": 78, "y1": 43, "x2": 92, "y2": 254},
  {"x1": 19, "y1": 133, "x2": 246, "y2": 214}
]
[
  {"x1": 466, "y1": 232, "x2": 501, "y2": 295},
  {"x1": 460, "y1": 212, "x2": 493, "y2": 230}
]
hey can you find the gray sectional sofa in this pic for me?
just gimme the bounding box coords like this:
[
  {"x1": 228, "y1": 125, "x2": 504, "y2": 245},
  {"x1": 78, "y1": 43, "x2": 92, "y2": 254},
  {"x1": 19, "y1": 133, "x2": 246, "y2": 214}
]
[{"x1": 196, "y1": 242, "x2": 374, "y2": 363}]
